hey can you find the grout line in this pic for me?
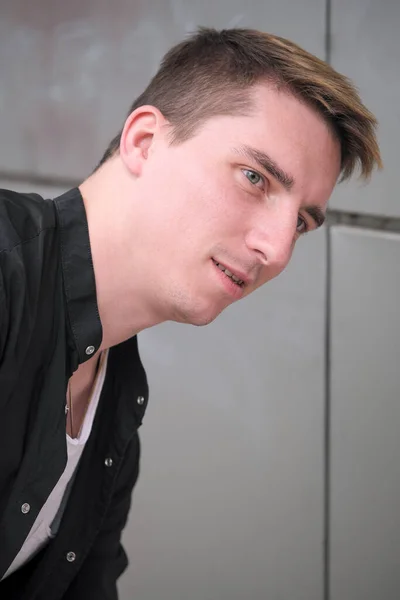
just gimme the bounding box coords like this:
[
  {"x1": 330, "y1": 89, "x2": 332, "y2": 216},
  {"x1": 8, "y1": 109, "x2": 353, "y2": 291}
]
[
  {"x1": 0, "y1": 170, "x2": 78, "y2": 188},
  {"x1": 324, "y1": 0, "x2": 332, "y2": 64},
  {"x1": 323, "y1": 225, "x2": 332, "y2": 600},
  {"x1": 327, "y1": 209, "x2": 400, "y2": 233},
  {"x1": 324, "y1": 1, "x2": 332, "y2": 599},
  {"x1": 1, "y1": 172, "x2": 399, "y2": 234}
]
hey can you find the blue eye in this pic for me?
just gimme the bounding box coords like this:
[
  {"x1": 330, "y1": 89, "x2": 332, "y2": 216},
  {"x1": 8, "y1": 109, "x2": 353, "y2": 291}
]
[{"x1": 243, "y1": 169, "x2": 263, "y2": 187}]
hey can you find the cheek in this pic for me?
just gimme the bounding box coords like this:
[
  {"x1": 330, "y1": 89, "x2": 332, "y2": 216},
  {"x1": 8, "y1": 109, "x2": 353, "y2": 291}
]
[
  {"x1": 175, "y1": 175, "x2": 234, "y2": 228},
  {"x1": 149, "y1": 149, "x2": 246, "y2": 237},
  {"x1": 193, "y1": 169, "x2": 248, "y2": 222}
]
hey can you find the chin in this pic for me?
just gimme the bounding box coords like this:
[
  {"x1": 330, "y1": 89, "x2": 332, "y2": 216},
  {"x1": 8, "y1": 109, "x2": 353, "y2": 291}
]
[
  {"x1": 190, "y1": 313, "x2": 220, "y2": 327},
  {"x1": 166, "y1": 284, "x2": 231, "y2": 327},
  {"x1": 172, "y1": 301, "x2": 225, "y2": 328}
]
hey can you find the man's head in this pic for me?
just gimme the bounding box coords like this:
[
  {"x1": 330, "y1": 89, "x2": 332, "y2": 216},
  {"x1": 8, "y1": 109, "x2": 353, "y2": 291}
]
[{"x1": 91, "y1": 28, "x2": 381, "y2": 327}]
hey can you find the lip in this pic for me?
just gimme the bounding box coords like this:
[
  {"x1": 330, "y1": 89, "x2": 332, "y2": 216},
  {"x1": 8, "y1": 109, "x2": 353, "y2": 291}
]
[
  {"x1": 212, "y1": 258, "x2": 252, "y2": 286},
  {"x1": 211, "y1": 258, "x2": 249, "y2": 300}
]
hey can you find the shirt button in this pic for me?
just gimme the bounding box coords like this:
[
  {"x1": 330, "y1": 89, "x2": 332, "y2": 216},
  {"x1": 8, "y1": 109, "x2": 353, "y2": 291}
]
[
  {"x1": 66, "y1": 551, "x2": 76, "y2": 562},
  {"x1": 21, "y1": 503, "x2": 31, "y2": 514},
  {"x1": 137, "y1": 396, "x2": 145, "y2": 406},
  {"x1": 85, "y1": 345, "x2": 95, "y2": 356},
  {"x1": 104, "y1": 457, "x2": 113, "y2": 467}
]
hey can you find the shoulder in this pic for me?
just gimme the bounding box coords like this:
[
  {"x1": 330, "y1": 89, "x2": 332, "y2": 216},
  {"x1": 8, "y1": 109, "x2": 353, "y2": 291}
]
[
  {"x1": 0, "y1": 190, "x2": 62, "y2": 367},
  {"x1": 0, "y1": 188, "x2": 57, "y2": 253}
]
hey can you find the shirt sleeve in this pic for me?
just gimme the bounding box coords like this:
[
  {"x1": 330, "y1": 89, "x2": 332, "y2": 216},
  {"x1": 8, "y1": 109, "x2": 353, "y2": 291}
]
[{"x1": 61, "y1": 437, "x2": 141, "y2": 600}]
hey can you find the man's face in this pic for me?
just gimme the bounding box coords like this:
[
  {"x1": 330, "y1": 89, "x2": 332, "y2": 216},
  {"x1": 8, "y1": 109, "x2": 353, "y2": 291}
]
[{"x1": 131, "y1": 84, "x2": 341, "y2": 326}]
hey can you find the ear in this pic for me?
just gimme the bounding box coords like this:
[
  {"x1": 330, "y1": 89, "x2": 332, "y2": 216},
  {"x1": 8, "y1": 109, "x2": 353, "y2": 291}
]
[{"x1": 119, "y1": 106, "x2": 166, "y2": 177}]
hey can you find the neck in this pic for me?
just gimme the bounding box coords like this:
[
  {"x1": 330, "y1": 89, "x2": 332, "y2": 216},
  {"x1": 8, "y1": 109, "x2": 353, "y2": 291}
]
[{"x1": 78, "y1": 162, "x2": 167, "y2": 350}]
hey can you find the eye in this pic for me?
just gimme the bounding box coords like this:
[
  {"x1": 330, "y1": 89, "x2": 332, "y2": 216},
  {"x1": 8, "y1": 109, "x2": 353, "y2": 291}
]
[
  {"x1": 242, "y1": 168, "x2": 264, "y2": 188},
  {"x1": 296, "y1": 215, "x2": 309, "y2": 234}
]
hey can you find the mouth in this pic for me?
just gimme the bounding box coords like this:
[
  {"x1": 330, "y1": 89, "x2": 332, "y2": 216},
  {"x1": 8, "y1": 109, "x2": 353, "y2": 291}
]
[{"x1": 211, "y1": 258, "x2": 246, "y2": 288}]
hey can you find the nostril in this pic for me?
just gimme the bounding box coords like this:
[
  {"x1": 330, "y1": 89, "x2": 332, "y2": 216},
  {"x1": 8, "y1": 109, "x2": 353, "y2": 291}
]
[{"x1": 253, "y1": 248, "x2": 268, "y2": 265}]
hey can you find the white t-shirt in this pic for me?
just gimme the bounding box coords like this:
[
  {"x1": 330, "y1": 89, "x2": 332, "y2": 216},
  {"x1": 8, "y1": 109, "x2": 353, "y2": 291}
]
[{"x1": 3, "y1": 350, "x2": 109, "y2": 580}]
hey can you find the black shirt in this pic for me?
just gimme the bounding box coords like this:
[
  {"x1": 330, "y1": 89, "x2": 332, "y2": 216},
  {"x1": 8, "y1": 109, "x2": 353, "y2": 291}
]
[{"x1": 0, "y1": 188, "x2": 149, "y2": 599}]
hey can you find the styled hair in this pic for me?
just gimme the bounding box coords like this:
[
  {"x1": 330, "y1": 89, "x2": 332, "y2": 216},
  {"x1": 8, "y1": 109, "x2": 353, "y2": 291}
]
[{"x1": 97, "y1": 27, "x2": 382, "y2": 181}]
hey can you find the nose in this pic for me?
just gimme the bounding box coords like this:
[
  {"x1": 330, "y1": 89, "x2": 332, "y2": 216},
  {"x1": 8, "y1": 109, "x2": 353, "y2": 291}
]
[{"x1": 245, "y1": 209, "x2": 296, "y2": 276}]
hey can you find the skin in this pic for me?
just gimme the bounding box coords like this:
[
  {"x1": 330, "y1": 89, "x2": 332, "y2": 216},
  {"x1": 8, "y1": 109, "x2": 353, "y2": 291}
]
[{"x1": 69, "y1": 82, "x2": 341, "y2": 431}]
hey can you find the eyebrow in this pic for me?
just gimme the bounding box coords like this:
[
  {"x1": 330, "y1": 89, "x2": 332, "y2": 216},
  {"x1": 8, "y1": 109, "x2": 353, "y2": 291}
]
[
  {"x1": 237, "y1": 144, "x2": 295, "y2": 191},
  {"x1": 236, "y1": 144, "x2": 326, "y2": 229},
  {"x1": 304, "y1": 205, "x2": 326, "y2": 228}
]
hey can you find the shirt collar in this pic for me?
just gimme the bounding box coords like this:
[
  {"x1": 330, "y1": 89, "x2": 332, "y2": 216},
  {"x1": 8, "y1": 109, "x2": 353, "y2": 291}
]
[{"x1": 53, "y1": 187, "x2": 102, "y2": 367}]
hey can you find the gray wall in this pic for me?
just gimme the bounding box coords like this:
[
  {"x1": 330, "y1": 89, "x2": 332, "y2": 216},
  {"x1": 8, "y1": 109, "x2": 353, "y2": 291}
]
[{"x1": 0, "y1": 1, "x2": 399, "y2": 599}]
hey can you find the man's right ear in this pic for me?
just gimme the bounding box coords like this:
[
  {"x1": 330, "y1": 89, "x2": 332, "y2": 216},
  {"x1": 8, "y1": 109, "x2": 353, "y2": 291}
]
[{"x1": 119, "y1": 105, "x2": 165, "y2": 177}]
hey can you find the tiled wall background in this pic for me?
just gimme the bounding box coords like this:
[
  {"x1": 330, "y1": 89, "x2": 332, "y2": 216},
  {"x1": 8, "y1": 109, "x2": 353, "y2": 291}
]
[{"x1": 1, "y1": 2, "x2": 398, "y2": 598}]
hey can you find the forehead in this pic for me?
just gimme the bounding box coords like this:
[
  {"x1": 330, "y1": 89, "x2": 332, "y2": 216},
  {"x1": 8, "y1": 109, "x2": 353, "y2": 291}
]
[
  {"x1": 190, "y1": 84, "x2": 341, "y2": 204},
  {"x1": 238, "y1": 85, "x2": 338, "y2": 159}
]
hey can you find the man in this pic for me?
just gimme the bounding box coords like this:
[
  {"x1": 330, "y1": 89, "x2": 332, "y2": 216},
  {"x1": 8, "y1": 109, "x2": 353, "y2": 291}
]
[{"x1": 0, "y1": 27, "x2": 381, "y2": 599}]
